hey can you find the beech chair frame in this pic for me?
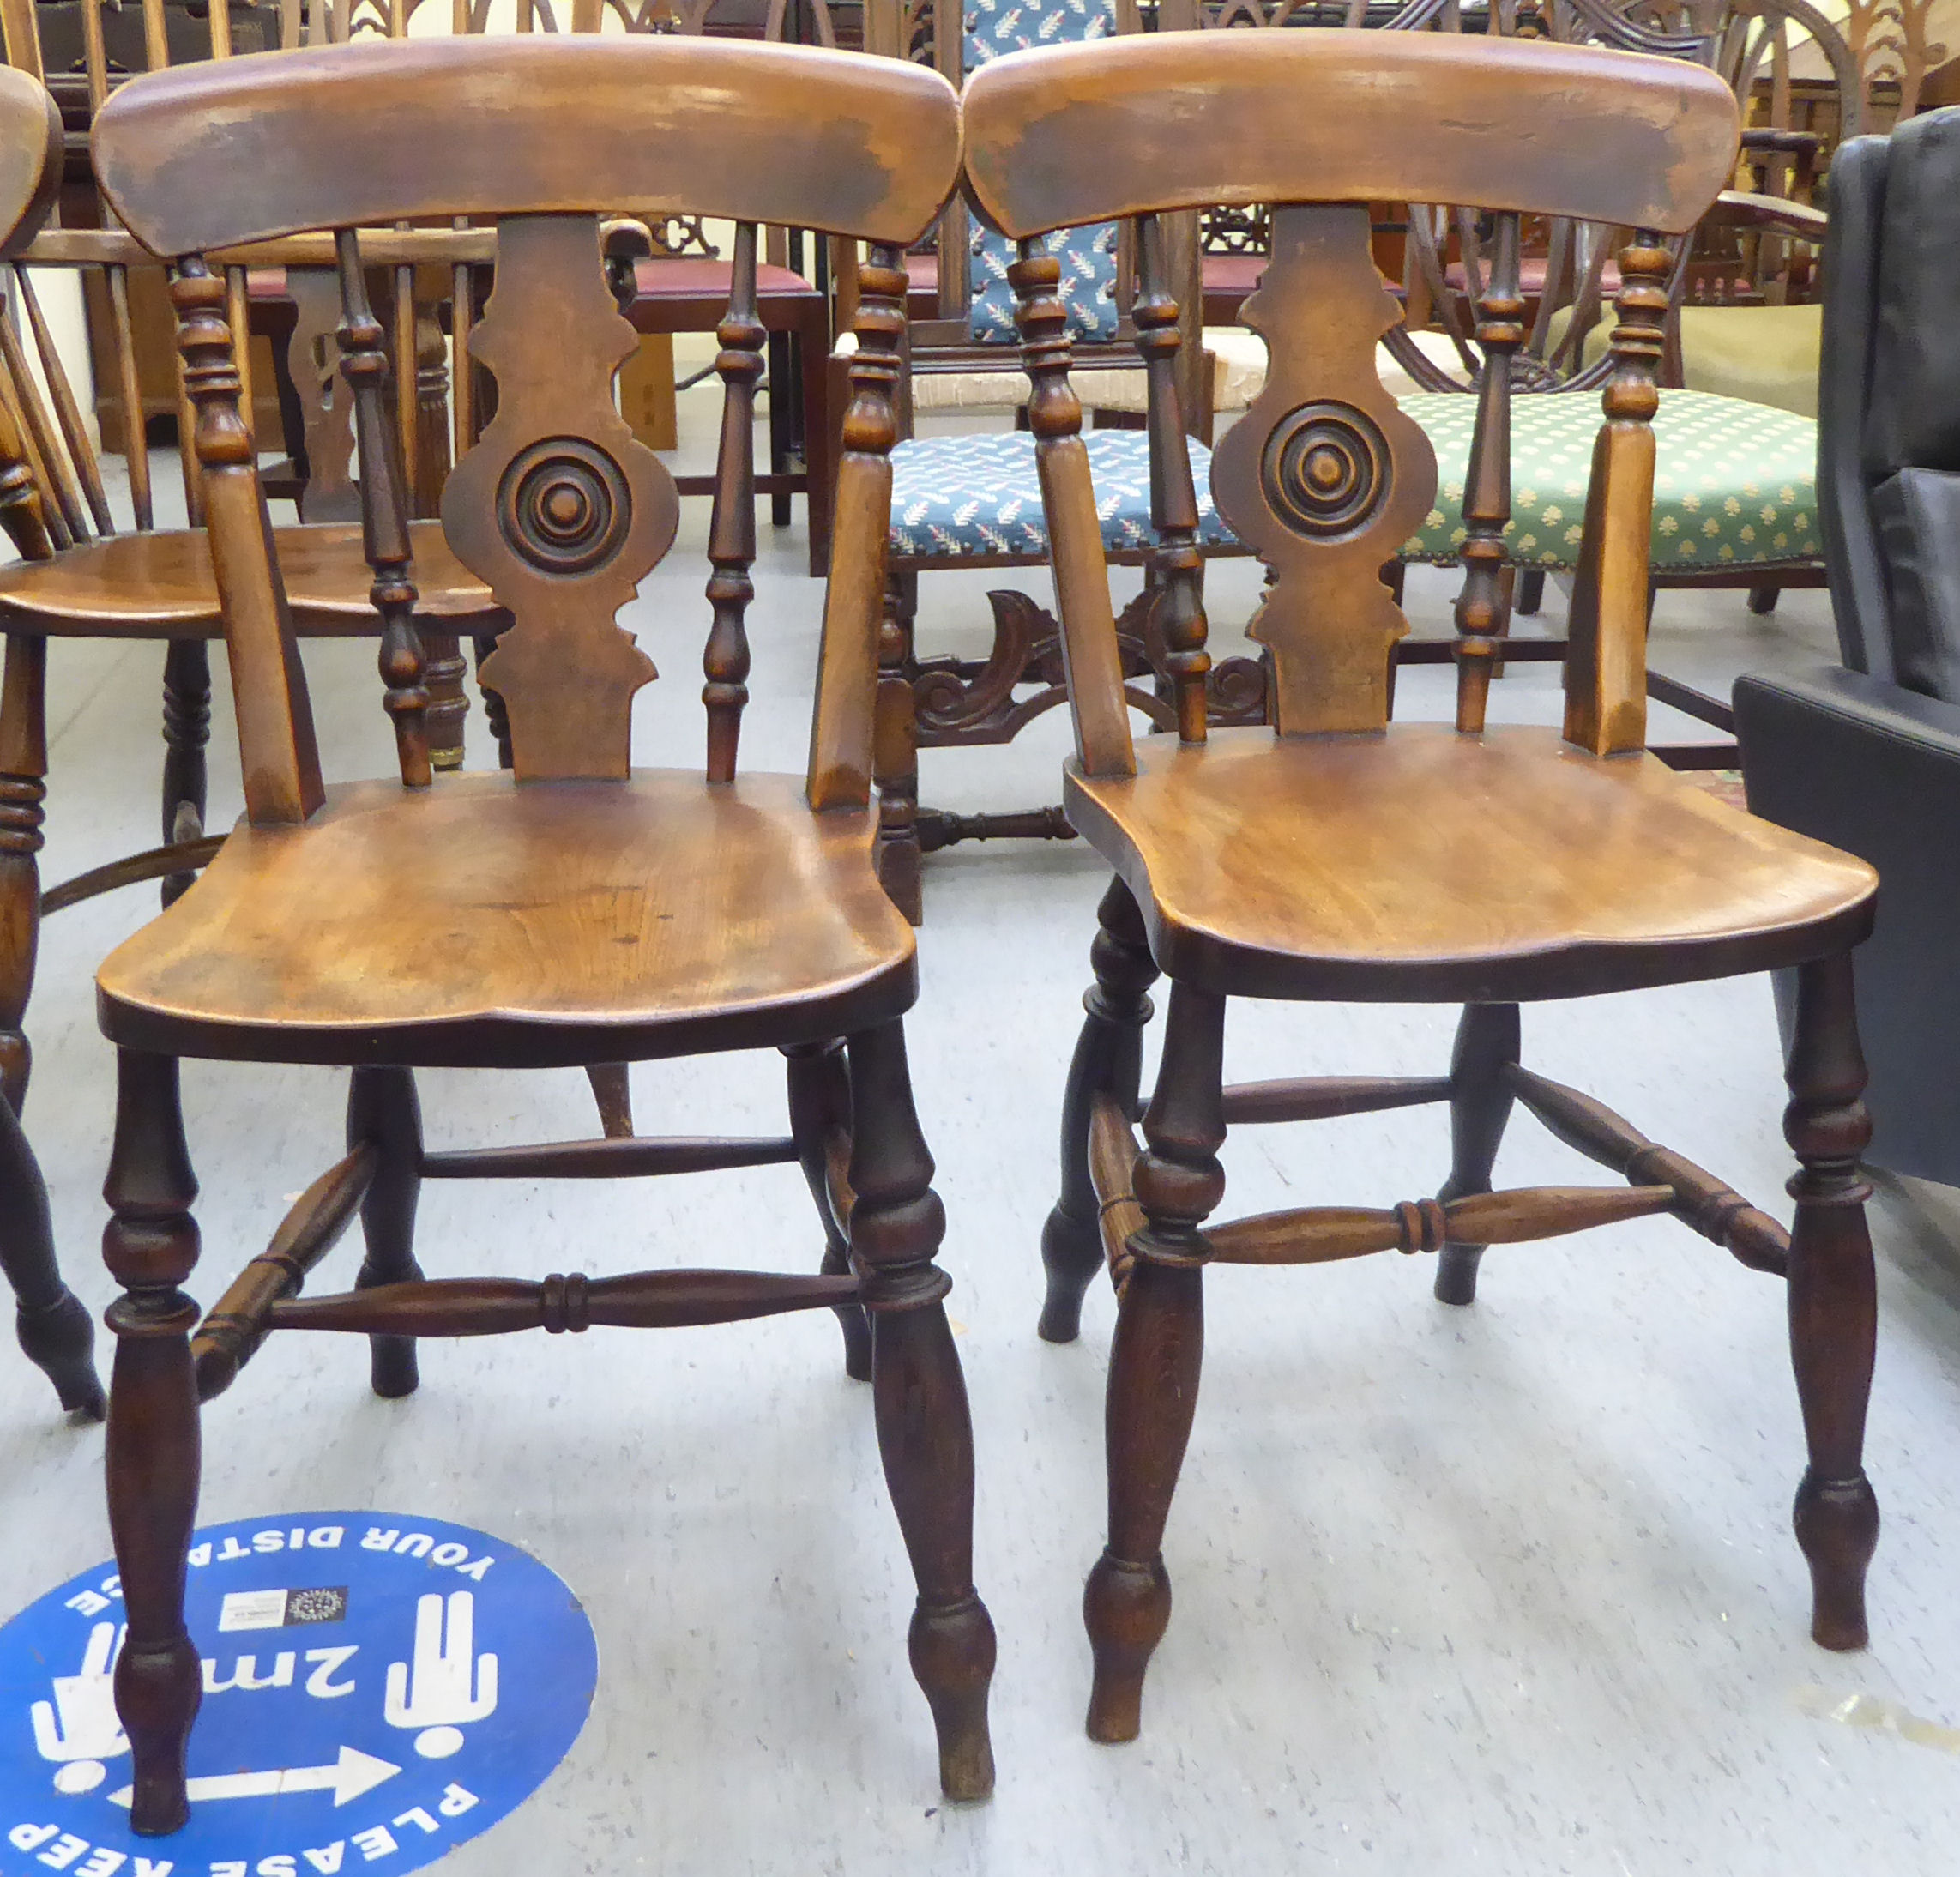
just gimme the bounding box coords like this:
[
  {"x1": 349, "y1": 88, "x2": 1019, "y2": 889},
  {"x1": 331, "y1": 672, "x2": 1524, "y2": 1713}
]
[
  {"x1": 85, "y1": 33, "x2": 992, "y2": 1834},
  {"x1": 962, "y1": 27, "x2": 1882, "y2": 1742}
]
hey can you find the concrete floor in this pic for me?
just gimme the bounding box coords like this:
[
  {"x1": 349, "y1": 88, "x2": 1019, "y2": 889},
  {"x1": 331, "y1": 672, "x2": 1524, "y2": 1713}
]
[{"x1": 4, "y1": 389, "x2": 1960, "y2": 1875}]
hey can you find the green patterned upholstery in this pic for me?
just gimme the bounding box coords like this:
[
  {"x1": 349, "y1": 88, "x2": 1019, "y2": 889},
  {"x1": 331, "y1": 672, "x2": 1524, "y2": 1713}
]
[{"x1": 1399, "y1": 388, "x2": 1818, "y2": 570}]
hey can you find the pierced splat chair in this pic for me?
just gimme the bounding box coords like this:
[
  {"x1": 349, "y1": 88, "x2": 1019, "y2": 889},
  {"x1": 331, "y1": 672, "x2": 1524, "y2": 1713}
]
[
  {"x1": 87, "y1": 33, "x2": 992, "y2": 1831},
  {"x1": 963, "y1": 29, "x2": 1882, "y2": 1741}
]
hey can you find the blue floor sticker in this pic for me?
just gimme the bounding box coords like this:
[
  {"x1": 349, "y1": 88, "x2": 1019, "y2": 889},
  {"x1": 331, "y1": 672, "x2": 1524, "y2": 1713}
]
[{"x1": 0, "y1": 1512, "x2": 597, "y2": 1874}]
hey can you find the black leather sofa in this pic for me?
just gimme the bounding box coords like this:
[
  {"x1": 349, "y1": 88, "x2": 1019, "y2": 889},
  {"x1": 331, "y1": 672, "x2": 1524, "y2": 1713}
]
[{"x1": 1735, "y1": 107, "x2": 1960, "y2": 1186}]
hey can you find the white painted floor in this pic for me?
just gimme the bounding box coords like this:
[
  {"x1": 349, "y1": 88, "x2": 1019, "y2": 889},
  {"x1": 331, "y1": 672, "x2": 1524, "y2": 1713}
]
[{"x1": 5, "y1": 387, "x2": 1960, "y2": 1875}]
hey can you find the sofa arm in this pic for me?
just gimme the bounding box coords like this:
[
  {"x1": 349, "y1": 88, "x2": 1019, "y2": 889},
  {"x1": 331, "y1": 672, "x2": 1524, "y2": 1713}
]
[{"x1": 1735, "y1": 664, "x2": 1960, "y2": 1186}]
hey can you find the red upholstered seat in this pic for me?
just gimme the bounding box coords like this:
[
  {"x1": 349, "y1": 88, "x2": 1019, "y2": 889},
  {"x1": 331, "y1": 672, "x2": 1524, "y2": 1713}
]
[{"x1": 632, "y1": 258, "x2": 820, "y2": 300}]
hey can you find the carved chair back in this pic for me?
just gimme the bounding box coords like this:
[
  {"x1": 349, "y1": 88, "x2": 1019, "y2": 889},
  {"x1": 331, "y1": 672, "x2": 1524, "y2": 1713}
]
[
  {"x1": 92, "y1": 34, "x2": 957, "y2": 820},
  {"x1": 960, "y1": 30, "x2": 1738, "y2": 759}
]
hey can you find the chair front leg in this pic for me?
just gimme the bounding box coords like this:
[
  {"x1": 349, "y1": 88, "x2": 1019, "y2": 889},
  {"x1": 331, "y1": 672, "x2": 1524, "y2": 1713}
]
[
  {"x1": 0, "y1": 631, "x2": 100, "y2": 1415},
  {"x1": 847, "y1": 1018, "x2": 995, "y2": 1801},
  {"x1": 1041, "y1": 876, "x2": 1159, "y2": 1343},
  {"x1": 1085, "y1": 981, "x2": 1226, "y2": 1745},
  {"x1": 1783, "y1": 950, "x2": 1879, "y2": 1650},
  {"x1": 160, "y1": 638, "x2": 210, "y2": 907},
  {"x1": 103, "y1": 1049, "x2": 202, "y2": 1837}
]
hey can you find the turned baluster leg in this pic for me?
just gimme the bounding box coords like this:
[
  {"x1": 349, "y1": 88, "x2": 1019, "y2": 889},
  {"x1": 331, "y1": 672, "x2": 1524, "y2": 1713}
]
[
  {"x1": 160, "y1": 637, "x2": 210, "y2": 907},
  {"x1": 473, "y1": 632, "x2": 513, "y2": 771},
  {"x1": 347, "y1": 1065, "x2": 422, "y2": 1399},
  {"x1": 103, "y1": 1049, "x2": 202, "y2": 1837},
  {"x1": 874, "y1": 571, "x2": 923, "y2": 926},
  {"x1": 0, "y1": 631, "x2": 100, "y2": 1415},
  {"x1": 786, "y1": 1038, "x2": 869, "y2": 1381},
  {"x1": 583, "y1": 1064, "x2": 634, "y2": 1139},
  {"x1": 1085, "y1": 981, "x2": 1225, "y2": 1744},
  {"x1": 1433, "y1": 1001, "x2": 1521, "y2": 1307},
  {"x1": 847, "y1": 1019, "x2": 995, "y2": 1801},
  {"x1": 1040, "y1": 876, "x2": 1159, "y2": 1343},
  {"x1": 1783, "y1": 951, "x2": 1879, "y2": 1651}
]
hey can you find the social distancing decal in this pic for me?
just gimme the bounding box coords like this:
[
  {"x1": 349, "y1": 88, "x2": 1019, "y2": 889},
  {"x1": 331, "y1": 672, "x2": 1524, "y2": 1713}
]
[{"x1": 0, "y1": 1512, "x2": 597, "y2": 1875}]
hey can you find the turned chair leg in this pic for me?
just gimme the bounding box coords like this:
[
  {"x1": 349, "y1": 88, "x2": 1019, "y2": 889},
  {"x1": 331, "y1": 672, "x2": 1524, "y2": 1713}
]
[
  {"x1": 160, "y1": 638, "x2": 210, "y2": 908},
  {"x1": 584, "y1": 1064, "x2": 634, "y2": 1139},
  {"x1": 1084, "y1": 981, "x2": 1225, "y2": 1744},
  {"x1": 1782, "y1": 951, "x2": 1879, "y2": 1651},
  {"x1": 847, "y1": 1019, "x2": 995, "y2": 1801},
  {"x1": 0, "y1": 631, "x2": 101, "y2": 1415},
  {"x1": 421, "y1": 631, "x2": 470, "y2": 771},
  {"x1": 786, "y1": 1040, "x2": 871, "y2": 1381},
  {"x1": 347, "y1": 1065, "x2": 422, "y2": 1399},
  {"x1": 1040, "y1": 876, "x2": 1159, "y2": 1343},
  {"x1": 874, "y1": 572, "x2": 923, "y2": 926},
  {"x1": 102, "y1": 1049, "x2": 202, "y2": 1838},
  {"x1": 1433, "y1": 1002, "x2": 1521, "y2": 1307}
]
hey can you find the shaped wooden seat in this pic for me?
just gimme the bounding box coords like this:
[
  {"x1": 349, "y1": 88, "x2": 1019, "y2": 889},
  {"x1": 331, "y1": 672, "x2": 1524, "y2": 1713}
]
[
  {"x1": 1067, "y1": 724, "x2": 1875, "y2": 1003},
  {"x1": 80, "y1": 33, "x2": 992, "y2": 1838},
  {"x1": 963, "y1": 28, "x2": 1885, "y2": 1749},
  {"x1": 98, "y1": 773, "x2": 911, "y2": 1063},
  {"x1": 0, "y1": 517, "x2": 490, "y2": 634}
]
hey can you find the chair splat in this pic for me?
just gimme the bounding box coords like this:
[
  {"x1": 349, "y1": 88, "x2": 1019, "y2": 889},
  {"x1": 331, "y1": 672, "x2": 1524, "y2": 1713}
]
[
  {"x1": 444, "y1": 214, "x2": 675, "y2": 782},
  {"x1": 1208, "y1": 201, "x2": 1435, "y2": 736}
]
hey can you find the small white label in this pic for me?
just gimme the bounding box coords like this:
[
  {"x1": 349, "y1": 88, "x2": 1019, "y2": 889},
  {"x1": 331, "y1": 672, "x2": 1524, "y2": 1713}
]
[{"x1": 219, "y1": 1589, "x2": 288, "y2": 1633}]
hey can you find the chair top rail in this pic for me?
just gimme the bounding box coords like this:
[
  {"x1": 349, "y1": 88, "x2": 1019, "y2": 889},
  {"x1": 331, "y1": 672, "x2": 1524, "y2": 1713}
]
[
  {"x1": 93, "y1": 35, "x2": 962, "y2": 257},
  {"x1": 962, "y1": 30, "x2": 1740, "y2": 238},
  {"x1": 0, "y1": 65, "x2": 60, "y2": 257}
]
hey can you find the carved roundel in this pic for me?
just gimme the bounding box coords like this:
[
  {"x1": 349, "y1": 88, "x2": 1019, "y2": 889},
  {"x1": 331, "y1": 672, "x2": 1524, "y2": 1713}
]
[
  {"x1": 1260, "y1": 401, "x2": 1393, "y2": 541},
  {"x1": 498, "y1": 437, "x2": 632, "y2": 576}
]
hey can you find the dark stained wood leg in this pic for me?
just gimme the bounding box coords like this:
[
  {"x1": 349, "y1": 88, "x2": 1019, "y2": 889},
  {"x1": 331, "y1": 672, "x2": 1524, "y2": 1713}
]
[
  {"x1": 1085, "y1": 981, "x2": 1225, "y2": 1744},
  {"x1": 785, "y1": 1039, "x2": 869, "y2": 1381},
  {"x1": 2, "y1": 1101, "x2": 102, "y2": 1416},
  {"x1": 1433, "y1": 1002, "x2": 1522, "y2": 1306},
  {"x1": 847, "y1": 1020, "x2": 994, "y2": 1801},
  {"x1": 1748, "y1": 582, "x2": 1780, "y2": 617},
  {"x1": 0, "y1": 631, "x2": 100, "y2": 1415},
  {"x1": 472, "y1": 633, "x2": 512, "y2": 770},
  {"x1": 1782, "y1": 951, "x2": 1879, "y2": 1651},
  {"x1": 583, "y1": 1064, "x2": 634, "y2": 1139},
  {"x1": 875, "y1": 572, "x2": 922, "y2": 926},
  {"x1": 347, "y1": 1065, "x2": 422, "y2": 1399},
  {"x1": 1517, "y1": 569, "x2": 1547, "y2": 617},
  {"x1": 422, "y1": 632, "x2": 469, "y2": 772},
  {"x1": 102, "y1": 1049, "x2": 202, "y2": 1837},
  {"x1": 160, "y1": 638, "x2": 210, "y2": 908},
  {"x1": 765, "y1": 329, "x2": 794, "y2": 530},
  {"x1": 1041, "y1": 877, "x2": 1158, "y2": 1343},
  {"x1": 801, "y1": 305, "x2": 835, "y2": 578}
]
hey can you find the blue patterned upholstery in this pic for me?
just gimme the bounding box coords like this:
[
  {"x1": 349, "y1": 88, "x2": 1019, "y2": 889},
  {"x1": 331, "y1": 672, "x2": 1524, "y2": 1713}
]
[
  {"x1": 890, "y1": 431, "x2": 1239, "y2": 558},
  {"x1": 966, "y1": 0, "x2": 1119, "y2": 345}
]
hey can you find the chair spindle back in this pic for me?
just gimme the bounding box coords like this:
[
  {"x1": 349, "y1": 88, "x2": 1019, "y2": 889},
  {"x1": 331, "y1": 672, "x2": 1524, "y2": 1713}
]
[{"x1": 962, "y1": 31, "x2": 1739, "y2": 763}]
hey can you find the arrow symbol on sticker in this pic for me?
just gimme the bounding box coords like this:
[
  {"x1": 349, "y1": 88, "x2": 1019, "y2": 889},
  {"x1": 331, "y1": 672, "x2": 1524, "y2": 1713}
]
[{"x1": 107, "y1": 1745, "x2": 401, "y2": 1809}]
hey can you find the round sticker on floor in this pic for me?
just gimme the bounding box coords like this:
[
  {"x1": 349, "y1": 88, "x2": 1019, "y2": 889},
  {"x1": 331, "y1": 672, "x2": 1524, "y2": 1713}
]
[{"x1": 0, "y1": 1512, "x2": 596, "y2": 1875}]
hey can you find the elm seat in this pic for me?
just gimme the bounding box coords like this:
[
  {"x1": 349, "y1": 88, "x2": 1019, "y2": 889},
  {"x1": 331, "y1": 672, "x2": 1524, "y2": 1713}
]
[
  {"x1": 1064, "y1": 725, "x2": 1877, "y2": 1004},
  {"x1": 96, "y1": 770, "x2": 918, "y2": 1067},
  {"x1": 0, "y1": 520, "x2": 492, "y2": 635}
]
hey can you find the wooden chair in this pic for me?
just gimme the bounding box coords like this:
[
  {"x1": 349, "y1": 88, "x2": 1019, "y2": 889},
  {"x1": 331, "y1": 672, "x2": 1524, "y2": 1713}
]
[
  {"x1": 962, "y1": 28, "x2": 1882, "y2": 1740},
  {"x1": 0, "y1": 18, "x2": 516, "y2": 1423},
  {"x1": 87, "y1": 31, "x2": 991, "y2": 1831}
]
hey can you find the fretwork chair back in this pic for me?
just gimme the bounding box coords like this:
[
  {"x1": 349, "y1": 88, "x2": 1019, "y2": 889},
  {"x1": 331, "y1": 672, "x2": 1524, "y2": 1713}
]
[
  {"x1": 0, "y1": 0, "x2": 511, "y2": 1422},
  {"x1": 86, "y1": 33, "x2": 991, "y2": 1836},
  {"x1": 963, "y1": 28, "x2": 1883, "y2": 1742}
]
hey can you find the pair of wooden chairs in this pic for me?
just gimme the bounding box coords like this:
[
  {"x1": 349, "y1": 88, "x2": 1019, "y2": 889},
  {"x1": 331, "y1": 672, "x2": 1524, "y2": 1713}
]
[{"x1": 12, "y1": 21, "x2": 1879, "y2": 1837}]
